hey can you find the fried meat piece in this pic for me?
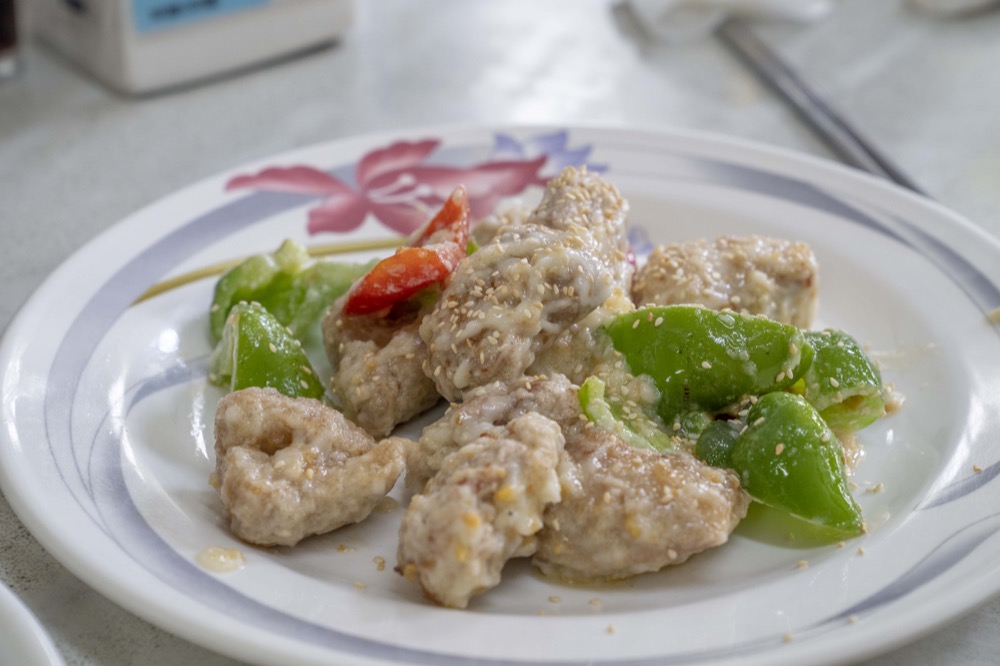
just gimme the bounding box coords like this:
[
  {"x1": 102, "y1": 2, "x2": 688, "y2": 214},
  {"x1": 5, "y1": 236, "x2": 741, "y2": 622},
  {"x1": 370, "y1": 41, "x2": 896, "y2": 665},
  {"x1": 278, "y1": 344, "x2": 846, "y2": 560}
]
[
  {"x1": 419, "y1": 167, "x2": 633, "y2": 402},
  {"x1": 526, "y1": 289, "x2": 635, "y2": 386},
  {"x1": 322, "y1": 300, "x2": 440, "y2": 438},
  {"x1": 632, "y1": 236, "x2": 818, "y2": 328},
  {"x1": 533, "y1": 424, "x2": 749, "y2": 581},
  {"x1": 212, "y1": 387, "x2": 406, "y2": 547},
  {"x1": 407, "y1": 374, "x2": 580, "y2": 491},
  {"x1": 397, "y1": 413, "x2": 565, "y2": 608},
  {"x1": 470, "y1": 202, "x2": 531, "y2": 247}
]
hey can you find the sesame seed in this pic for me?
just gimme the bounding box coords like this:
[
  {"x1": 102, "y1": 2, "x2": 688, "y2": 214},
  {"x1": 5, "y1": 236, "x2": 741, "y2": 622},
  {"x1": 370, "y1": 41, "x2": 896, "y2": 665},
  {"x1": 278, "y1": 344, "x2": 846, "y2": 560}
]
[
  {"x1": 353, "y1": 581, "x2": 367, "y2": 591},
  {"x1": 268, "y1": 343, "x2": 278, "y2": 353},
  {"x1": 606, "y1": 625, "x2": 617, "y2": 635},
  {"x1": 857, "y1": 547, "x2": 865, "y2": 556},
  {"x1": 632, "y1": 319, "x2": 640, "y2": 329},
  {"x1": 796, "y1": 560, "x2": 808, "y2": 569},
  {"x1": 848, "y1": 615, "x2": 859, "y2": 625},
  {"x1": 753, "y1": 417, "x2": 765, "y2": 427},
  {"x1": 548, "y1": 596, "x2": 561, "y2": 604},
  {"x1": 830, "y1": 378, "x2": 840, "y2": 388},
  {"x1": 701, "y1": 361, "x2": 712, "y2": 369},
  {"x1": 973, "y1": 464, "x2": 984, "y2": 473},
  {"x1": 775, "y1": 371, "x2": 785, "y2": 383},
  {"x1": 654, "y1": 317, "x2": 664, "y2": 327},
  {"x1": 299, "y1": 380, "x2": 309, "y2": 390},
  {"x1": 775, "y1": 443, "x2": 785, "y2": 455},
  {"x1": 373, "y1": 556, "x2": 386, "y2": 571}
]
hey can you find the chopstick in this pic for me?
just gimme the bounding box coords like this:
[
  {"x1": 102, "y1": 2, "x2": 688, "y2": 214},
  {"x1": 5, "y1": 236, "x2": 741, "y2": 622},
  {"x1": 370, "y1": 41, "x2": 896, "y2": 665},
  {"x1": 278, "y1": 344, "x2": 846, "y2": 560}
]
[{"x1": 717, "y1": 17, "x2": 929, "y2": 196}]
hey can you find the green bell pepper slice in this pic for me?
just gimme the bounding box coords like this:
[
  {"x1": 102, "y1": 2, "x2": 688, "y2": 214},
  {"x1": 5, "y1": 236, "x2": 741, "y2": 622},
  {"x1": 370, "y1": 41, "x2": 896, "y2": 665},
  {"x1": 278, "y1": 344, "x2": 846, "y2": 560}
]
[
  {"x1": 604, "y1": 305, "x2": 814, "y2": 424},
  {"x1": 800, "y1": 329, "x2": 885, "y2": 433},
  {"x1": 209, "y1": 301, "x2": 326, "y2": 400},
  {"x1": 695, "y1": 418, "x2": 742, "y2": 469},
  {"x1": 730, "y1": 391, "x2": 864, "y2": 540},
  {"x1": 209, "y1": 239, "x2": 375, "y2": 342},
  {"x1": 578, "y1": 376, "x2": 677, "y2": 452}
]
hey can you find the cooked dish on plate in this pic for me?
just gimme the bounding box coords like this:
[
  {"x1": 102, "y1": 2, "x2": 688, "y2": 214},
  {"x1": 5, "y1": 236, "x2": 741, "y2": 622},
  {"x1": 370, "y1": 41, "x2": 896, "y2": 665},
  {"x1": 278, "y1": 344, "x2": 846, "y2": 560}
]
[{"x1": 204, "y1": 166, "x2": 896, "y2": 609}]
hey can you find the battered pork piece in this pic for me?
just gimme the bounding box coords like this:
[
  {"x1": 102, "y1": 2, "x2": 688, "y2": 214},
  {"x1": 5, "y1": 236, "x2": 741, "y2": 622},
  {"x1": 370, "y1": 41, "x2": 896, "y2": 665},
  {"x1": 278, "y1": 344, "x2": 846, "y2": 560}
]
[
  {"x1": 533, "y1": 423, "x2": 749, "y2": 581},
  {"x1": 526, "y1": 289, "x2": 635, "y2": 386},
  {"x1": 632, "y1": 236, "x2": 818, "y2": 328},
  {"x1": 397, "y1": 413, "x2": 565, "y2": 608},
  {"x1": 419, "y1": 167, "x2": 633, "y2": 402},
  {"x1": 406, "y1": 373, "x2": 580, "y2": 491},
  {"x1": 212, "y1": 387, "x2": 407, "y2": 547},
  {"x1": 322, "y1": 299, "x2": 439, "y2": 438},
  {"x1": 470, "y1": 201, "x2": 531, "y2": 247}
]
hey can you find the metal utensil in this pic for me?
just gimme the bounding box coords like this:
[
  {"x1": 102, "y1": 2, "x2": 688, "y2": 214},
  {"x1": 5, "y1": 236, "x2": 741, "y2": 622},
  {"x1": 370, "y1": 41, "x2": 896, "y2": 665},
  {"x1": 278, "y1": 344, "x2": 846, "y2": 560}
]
[{"x1": 717, "y1": 16, "x2": 928, "y2": 196}]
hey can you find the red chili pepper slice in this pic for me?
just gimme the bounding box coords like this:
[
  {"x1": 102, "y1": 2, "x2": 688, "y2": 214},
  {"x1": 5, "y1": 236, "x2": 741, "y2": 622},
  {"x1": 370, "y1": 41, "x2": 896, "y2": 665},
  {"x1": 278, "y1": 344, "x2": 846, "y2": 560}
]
[
  {"x1": 411, "y1": 185, "x2": 470, "y2": 247},
  {"x1": 342, "y1": 187, "x2": 470, "y2": 316}
]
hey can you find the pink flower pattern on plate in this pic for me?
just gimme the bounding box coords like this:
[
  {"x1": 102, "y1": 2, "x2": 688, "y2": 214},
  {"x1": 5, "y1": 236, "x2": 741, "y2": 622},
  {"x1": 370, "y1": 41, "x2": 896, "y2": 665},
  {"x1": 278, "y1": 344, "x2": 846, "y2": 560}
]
[{"x1": 226, "y1": 138, "x2": 547, "y2": 236}]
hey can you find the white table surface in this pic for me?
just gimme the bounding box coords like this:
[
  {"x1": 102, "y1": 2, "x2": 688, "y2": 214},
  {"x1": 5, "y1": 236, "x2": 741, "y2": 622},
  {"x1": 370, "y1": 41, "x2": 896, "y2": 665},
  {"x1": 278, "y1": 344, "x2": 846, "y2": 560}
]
[{"x1": 3, "y1": 0, "x2": 1000, "y2": 664}]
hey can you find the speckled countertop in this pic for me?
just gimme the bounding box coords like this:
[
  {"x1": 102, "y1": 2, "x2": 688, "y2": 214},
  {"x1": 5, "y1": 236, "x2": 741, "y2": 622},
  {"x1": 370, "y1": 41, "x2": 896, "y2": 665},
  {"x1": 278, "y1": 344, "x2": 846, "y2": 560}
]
[{"x1": 3, "y1": 1, "x2": 1000, "y2": 664}]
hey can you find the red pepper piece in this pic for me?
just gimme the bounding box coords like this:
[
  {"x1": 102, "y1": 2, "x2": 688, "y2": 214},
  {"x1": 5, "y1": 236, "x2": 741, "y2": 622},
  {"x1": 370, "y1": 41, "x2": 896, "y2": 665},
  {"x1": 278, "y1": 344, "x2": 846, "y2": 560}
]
[
  {"x1": 411, "y1": 185, "x2": 470, "y2": 247},
  {"x1": 342, "y1": 187, "x2": 470, "y2": 316}
]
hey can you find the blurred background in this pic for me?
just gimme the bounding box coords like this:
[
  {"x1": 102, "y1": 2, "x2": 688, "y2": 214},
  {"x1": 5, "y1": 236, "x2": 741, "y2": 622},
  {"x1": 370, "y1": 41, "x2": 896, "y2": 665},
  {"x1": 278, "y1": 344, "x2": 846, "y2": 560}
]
[{"x1": 2, "y1": 0, "x2": 1000, "y2": 664}]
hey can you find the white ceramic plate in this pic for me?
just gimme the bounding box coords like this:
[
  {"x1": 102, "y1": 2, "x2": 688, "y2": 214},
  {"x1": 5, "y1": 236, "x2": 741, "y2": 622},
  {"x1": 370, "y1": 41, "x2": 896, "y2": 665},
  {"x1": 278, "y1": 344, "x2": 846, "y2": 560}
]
[
  {"x1": 3, "y1": 126, "x2": 1000, "y2": 666},
  {"x1": 0, "y1": 582, "x2": 64, "y2": 666}
]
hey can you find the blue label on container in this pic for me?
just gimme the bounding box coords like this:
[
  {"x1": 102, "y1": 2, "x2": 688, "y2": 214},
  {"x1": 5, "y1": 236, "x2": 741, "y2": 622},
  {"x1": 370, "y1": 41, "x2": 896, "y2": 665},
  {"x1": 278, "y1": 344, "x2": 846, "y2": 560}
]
[{"x1": 132, "y1": 0, "x2": 268, "y2": 33}]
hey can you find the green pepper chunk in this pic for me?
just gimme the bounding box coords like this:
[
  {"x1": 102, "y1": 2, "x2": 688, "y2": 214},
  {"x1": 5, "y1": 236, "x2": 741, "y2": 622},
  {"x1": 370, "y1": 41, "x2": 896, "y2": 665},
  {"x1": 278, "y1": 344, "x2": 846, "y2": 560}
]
[
  {"x1": 800, "y1": 329, "x2": 885, "y2": 433},
  {"x1": 578, "y1": 376, "x2": 676, "y2": 452},
  {"x1": 209, "y1": 301, "x2": 326, "y2": 400},
  {"x1": 604, "y1": 305, "x2": 814, "y2": 424},
  {"x1": 695, "y1": 419, "x2": 742, "y2": 469},
  {"x1": 209, "y1": 240, "x2": 375, "y2": 343},
  {"x1": 730, "y1": 391, "x2": 863, "y2": 540},
  {"x1": 262, "y1": 259, "x2": 377, "y2": 338}
]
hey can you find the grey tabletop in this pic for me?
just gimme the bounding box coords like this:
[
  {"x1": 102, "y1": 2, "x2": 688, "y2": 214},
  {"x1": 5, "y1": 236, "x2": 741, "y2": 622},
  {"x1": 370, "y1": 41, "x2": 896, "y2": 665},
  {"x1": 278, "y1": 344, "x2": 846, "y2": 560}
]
[{"x1": 3, "y1": 0, "x2": 1000, "y2": 664}]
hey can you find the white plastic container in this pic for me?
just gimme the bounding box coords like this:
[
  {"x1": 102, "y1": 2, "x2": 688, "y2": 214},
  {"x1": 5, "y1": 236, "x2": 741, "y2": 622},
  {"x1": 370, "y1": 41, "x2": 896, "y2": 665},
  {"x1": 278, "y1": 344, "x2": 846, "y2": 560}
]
[{"x1": 31, "y1": 0, "x2": 353, "y2": 95}]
